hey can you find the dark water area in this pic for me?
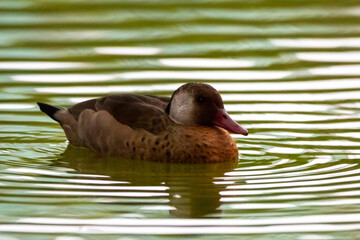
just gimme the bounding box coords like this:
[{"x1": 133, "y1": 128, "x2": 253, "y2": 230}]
[{"x1": 1, "y1": 0, "x2": 360, "y2": 239}]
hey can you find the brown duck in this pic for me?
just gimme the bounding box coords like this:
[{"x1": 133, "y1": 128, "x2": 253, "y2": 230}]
[{"x1": 38, "y1": 83, "x2": 248, "y2": 163}]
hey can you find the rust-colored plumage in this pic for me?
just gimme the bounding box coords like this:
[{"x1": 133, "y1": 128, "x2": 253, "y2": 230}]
[{"x1": 38, "y1": 83, "x2": 247, "y2": 163}]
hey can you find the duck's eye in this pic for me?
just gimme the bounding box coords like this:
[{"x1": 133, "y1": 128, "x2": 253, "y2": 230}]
[{"x1": 196, "y1": 96, "x2": 206, "y2": 103}]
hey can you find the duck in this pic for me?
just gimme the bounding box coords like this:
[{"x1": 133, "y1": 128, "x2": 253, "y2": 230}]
[{"x1": 38, "y1": 83, "x2": 248, "y2": 163}]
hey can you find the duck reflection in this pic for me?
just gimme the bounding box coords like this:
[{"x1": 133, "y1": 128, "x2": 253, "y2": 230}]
[{"x1": 55, "y1": 146, "x2": 238, "y2": 218}]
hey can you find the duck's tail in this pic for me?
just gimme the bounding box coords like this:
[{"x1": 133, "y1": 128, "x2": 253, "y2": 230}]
[
  {"x1": 37, "y1": 102, "x2": 83, "y2": 146},
  {"x1": 37, "y1": 102, "x2": 62, "y2": 122}
]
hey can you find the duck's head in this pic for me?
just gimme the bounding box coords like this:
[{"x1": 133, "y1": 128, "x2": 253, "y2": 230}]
[{"x1": 165, "y1": 83, "x2": 248, "y2": 136}]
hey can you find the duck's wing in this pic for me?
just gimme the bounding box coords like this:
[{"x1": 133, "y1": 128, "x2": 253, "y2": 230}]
[{"x1": 68, "y1": 94, "x2": 172, "y2": 134}]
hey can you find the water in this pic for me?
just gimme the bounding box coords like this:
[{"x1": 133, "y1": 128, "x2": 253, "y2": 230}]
[{"x1": 1, "y1": 0, "x2": 360, "y2": 239}]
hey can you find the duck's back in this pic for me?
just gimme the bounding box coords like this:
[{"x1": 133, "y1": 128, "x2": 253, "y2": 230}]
[{"x1": 68, "y1": 94, "x2": 171, "y2": 134}]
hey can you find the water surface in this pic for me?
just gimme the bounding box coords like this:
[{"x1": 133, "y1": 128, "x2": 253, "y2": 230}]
[{"x1": 1, "y1": 0, "x2": 360, "y2": 239}]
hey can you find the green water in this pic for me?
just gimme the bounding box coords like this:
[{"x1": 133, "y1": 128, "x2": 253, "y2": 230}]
[{"x1": 1, "y1": 0, "x2": 360, "y2": 239}]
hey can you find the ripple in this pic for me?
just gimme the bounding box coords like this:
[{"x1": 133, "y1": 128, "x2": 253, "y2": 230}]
[
  {"x1": 225, "y1": 103, "x2": 332, "y2": 112},
  {"x1": 26, "y1": 190, "x2": 168, "y2": 197},
  {"x1": 14, "y1": 213, "x2": 360, "y2": 226},
  {"x1": 159, "y1": 58, "x2": 255, "y2": 68},
  {"x1": 247, "y1": 168, "x2": 360, "y2": 184},
  {"x1": 66, "y1": 179, "x2": 127, "y2": 185},
  {"x1": 117, "y1": 70, "x2": 292, "y2": 80},
  {"x1": 5, "y1": 168, "x2": 108, "y2": 178},
  {"x1": 221, "y1": 182, "x2": 360, "y2": 196},
  {"x1": 36, "y1": 183, "x2": 169, "y2": 191},
  {"x1": 12, "y1": 74, "x2": 116, "y2": 83},
  {"x1": 222, "y1": 90, "x2": 360, "y2": 102},
  {"x1": 34, "y1": 84, "x2": 181, "y2": 94},
  {"x1": 3, "y1": 214, "x2": 360, "y2": 234},
  {"x1": 0, "y1": 104, "x2": 34, "y2": 110},
  {"x1": 94, "y1": 46, "x2": 161, "y2": 55},
  {"x1": 309, "y1": 65, "x2": 360, "y2": 76},
  {"x1": 225, "y1": 164, "x2": 355, "y2": 178},
  {"x1": 0, "y1": 62, "x2": 86, "y2": 70},
  {"x1": 271, "y1": 38, "x2": 360, "y2": 48},
  {"x1": 34, "y1": 78, "x2": 360, "y2": 95},
  {"x1": 297, "y1": 51, "x2": 360, "y2": 62},
  {"x1": 228, "y1": 175, "x2": 360, "y2": 189}
]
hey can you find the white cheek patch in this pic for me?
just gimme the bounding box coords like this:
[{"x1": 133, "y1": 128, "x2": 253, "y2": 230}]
[{"x1": 169, "y1": 91, "x2": 194, "y2": 125}]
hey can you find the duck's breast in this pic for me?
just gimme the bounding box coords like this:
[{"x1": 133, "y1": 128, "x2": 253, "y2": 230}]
[{"x1": 129, "y1": 125, "x2": 238, "y2": 163}]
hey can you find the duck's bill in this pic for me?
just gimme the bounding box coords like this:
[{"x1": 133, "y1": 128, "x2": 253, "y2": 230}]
[{"x1": 213, "y1": 109, "x2": 248, "y2": 136}]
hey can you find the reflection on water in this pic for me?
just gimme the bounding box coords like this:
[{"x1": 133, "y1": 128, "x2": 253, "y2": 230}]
[
  {"x1": 1, "y1": 0, "x2": 360, "y2": 239},
  {"x1": 57, "y1": 146, "x2": 237, "y2": 218}
]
